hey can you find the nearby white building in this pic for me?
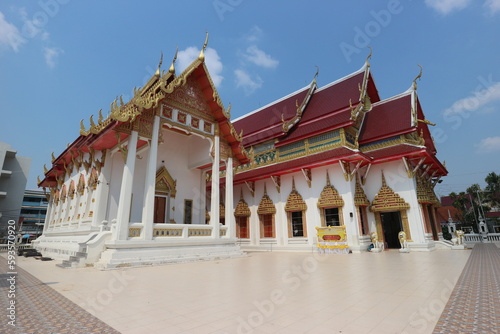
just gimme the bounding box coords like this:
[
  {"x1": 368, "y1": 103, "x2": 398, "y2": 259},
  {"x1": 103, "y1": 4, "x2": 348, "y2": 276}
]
[
  {"x1": 0, "y1": 142, "x2": 31, "y2": 242},
  {"x1": 35, "y1": 40, "x2": 447, "y2": 269}
]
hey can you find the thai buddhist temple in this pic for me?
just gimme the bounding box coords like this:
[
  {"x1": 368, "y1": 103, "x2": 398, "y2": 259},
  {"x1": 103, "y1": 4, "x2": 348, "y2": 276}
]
[{"x1": 35, "y1": 37, "x2": 447, "y2": 268}]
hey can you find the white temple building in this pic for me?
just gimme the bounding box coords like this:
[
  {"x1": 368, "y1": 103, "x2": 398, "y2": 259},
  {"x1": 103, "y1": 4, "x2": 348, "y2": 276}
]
[{"x1": 35, "y1": 39, "x2": 447, "y2": 269}]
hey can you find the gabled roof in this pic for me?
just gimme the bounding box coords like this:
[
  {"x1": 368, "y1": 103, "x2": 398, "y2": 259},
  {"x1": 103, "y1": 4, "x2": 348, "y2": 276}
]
[
  {"x1": 39, "y1": 38, "x2": 249, "y2": 188},
  {"x1": 232, "y1": 86, "x2": 310, "y2": 147},
  {"x1": 359, "y1": 92, "x2": 413, "y2": 144},
  {"x1": 234, "y1": 64, "x2": 381, "y2": 148}
]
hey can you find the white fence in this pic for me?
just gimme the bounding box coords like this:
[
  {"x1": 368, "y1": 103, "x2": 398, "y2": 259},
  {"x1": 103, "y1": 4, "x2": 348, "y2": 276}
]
[{"x1": 464, "y1": 233, "x2": 500, "y2": 243}]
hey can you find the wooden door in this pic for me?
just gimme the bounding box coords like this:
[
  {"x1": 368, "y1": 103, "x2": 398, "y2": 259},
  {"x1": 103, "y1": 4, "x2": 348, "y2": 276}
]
[{"x1": 154, "y1": 196, "x2": 166, "y2": 224}]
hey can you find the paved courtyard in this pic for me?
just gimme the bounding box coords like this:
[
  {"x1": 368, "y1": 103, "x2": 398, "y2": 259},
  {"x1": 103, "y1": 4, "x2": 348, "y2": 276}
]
[{"x1": 1, "y1": 245, "x2": 497, "y2": 334}]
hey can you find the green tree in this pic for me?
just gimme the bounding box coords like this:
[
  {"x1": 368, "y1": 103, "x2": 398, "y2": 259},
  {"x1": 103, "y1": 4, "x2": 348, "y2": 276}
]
[{"x1": 484, "y1": 172, "x2": 500, "y2": 208}]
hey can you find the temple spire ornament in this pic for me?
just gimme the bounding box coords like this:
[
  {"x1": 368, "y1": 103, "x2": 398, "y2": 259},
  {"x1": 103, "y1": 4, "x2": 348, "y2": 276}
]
[
  {"x1": 155, "y1": 51, "x2": 163, "y2": 76},
  {"x1": 168, "y1": 46, "x2": 178, "y2": 74},
  {"x1": 198, "y1": 32, "x2": 209, "y2": 61},
  {"x1": 412, "y1": 64, "x2": 423, "y2": 91},
  {"x1": 365, "y1": 46, "x2": 372, "y2": 67}
]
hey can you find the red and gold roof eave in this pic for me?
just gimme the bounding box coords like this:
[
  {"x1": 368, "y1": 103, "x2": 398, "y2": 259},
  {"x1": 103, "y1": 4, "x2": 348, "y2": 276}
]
[{"x1": 192, "y1": 62, "x2": 249, "y2": 165}]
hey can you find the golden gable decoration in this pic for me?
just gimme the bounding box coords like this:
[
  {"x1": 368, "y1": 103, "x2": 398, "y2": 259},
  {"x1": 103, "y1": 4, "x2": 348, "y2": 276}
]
[
  {"x1": 354, "y1": 175, "x2": 370, "y2": 207},
  {"x1": 235, "y1": 190, "x2": 251, "y2": 217},
  {"x1": 155, "y1": 166, "x2": 176, "y2": 197},
  {"x1": 317, "y1": 171, "x2": 344, "y2": 208},
  {"x1": 371, "y1": 172, "x2": 410, "y2": 212},
  {"x1": 285, "y1": 178, "x2": 308, "y2": 212},
  {"x1": 53, "y1": 189, "x2": 60, "y2": 204},
  {"x1": 257, "y1": 184, "x2": 276, "y2": 215}
]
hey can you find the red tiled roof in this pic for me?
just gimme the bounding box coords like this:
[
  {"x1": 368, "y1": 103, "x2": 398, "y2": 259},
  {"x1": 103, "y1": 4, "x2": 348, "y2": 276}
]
[
  {"x1": 234, "y1": 147, "x2": 362, "y2": 182},
  {"x1": 233, "y1": 87, "x2": 310, "y2": 147},
  {"x1": 436, "y1": 206, "x2": 460, "y2": 223},
  {"x1": 359, "y1": 93, "x2": 413, "y2": 144}
]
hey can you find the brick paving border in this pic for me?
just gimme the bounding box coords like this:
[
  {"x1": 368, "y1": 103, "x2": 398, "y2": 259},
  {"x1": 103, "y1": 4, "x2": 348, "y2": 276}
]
[
  {"x1": 0, "y1": 258, "x2": 120, "y2": 334},
  {"x1": 433, "y1": 243, "x2": 500, "y2": 334}
]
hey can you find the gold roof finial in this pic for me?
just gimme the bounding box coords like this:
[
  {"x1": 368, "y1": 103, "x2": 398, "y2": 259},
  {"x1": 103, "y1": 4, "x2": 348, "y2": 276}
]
[
  {"x1": 155, "y1": 51, "x2": 163, "y2": 76},
  {"x1": 169, "y1": 46, "x2": 179, "y2": 74},
  {"x1": 98, "y1": 109, "x2": 104, "y2": 124},
  {"x1": 412, "y1": 64, "x2": 423, "y2": 90},
  {"x1": 43, "y1": 164, "x2": 48, "y2": 174},
  {"x1": 313, "y1": 65, "x2": 319, "y2": 83},
  {"x1": 80, "y1": 119, "x2": 88, "y2": 136},
  {"x1": 381, "y1": 170, "x2": 387, "y2": 187},
  {"x1": 326, "y1": 170, "x2": 331, "y2": 186},
  {"x1": 292, "y1": 177, "x2": 296, "y2": 191},
  {"x1": 37, "y1": 175, "x2": 41, "y2": 185},
  {"x1": 51, "y1": 152, "x2": 56, "y2": 163},
  {"x1": 366, "y1": 47, "x2": 373, "y2": 67},
  {"x1": 198, "y1": 31, "x2": 209, "y2": 61},
  {"x1": 263, "y1": 182, "x2": 268, "y2": 195}
]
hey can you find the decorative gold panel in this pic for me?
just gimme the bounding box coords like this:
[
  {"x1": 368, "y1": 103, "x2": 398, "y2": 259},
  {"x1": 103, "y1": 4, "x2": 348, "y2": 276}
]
[
  {"x1": 285, "y1": 179, "x2": 307, "y2": 212},
  {"x1": 354, "y1": 176, "x2": 370, "y2": 207},
  {"x1": 155, "y1": 166, "x2": 176, "y2": 197},
  {"x1": 129, "y1": 227, "x2": 141, "y2": 237},
  {"x1": 235, "y1": 198, "x2": 251, "y2": 217},
  {"x1": 88, "y1": 168, "x2": 98, "y2": 190},
  {"x1": 370, "y1": 172, "x2": 410, "y2": 212},
  {"x1": 317, "y1": 172, "x2": 344, "y2": 208},
  {"x1": 257, "y1": 185, "x2": 276, "y2": 215},
  {"x1": 77, "y1": 173, "x2": 86, "y2": 195}
]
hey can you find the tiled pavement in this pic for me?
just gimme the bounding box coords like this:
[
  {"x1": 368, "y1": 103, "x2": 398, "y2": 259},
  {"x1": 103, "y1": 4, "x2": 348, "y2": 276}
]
[
  {"x1": 0, "y1": 258, "x2": 120, "y2": 334},
  {"x1": 433, "y1": 243, "x2": 500, "y2": 334},
  {"x1": 0, "y1": 244, "x2": 497, "y2": 333}
]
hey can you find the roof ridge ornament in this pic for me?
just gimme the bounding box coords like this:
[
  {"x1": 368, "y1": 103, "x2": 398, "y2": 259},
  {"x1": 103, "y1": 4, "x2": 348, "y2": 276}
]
[
  {"x1": 365, "y1": 46, "x2": 372, "y2": 68},
  {"x1": 168, "y1": 46, "x2": 179, "y2": 75},
  {"x1": 198, "y1": 31, "x2": 209, "y2": 61},
  {"x1": 412, "y1": 64, "x2": 423, "y2": 91},
  {"x1": 155, "y1": 51, "x2": 163, "y2": 77}
]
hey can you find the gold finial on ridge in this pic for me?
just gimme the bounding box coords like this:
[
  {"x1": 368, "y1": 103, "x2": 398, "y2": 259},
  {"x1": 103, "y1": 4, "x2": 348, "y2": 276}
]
[
  {"x1": 199, "y1": 31, "x2": 209, "y2": 61},
  {"x1": 314, "y1": 66, "x2": 319, "y2": 83},
  {"x1": 169, "y1": 46, "x2": 178, "y2": 74},
  {"x1": 51, "y1": 152, "x2": 56, "y2": 163},
  {"x1": 326, "y1": 170, "x2": 331, "y2": 186},
  {"x1": 366, "y1": 47, "x2": 373, "y2": 67},
  {"x1": 413, "y1": 64, "x2": 423, "y2": 90},
  {"x1": 155, "y1": 51, "x2": 163, "y2": 76}
]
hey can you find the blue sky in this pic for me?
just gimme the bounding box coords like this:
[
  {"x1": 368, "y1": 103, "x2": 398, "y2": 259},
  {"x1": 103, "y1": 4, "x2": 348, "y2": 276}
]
[{"x1": 0, "y1": 0, "x2": 499, "y2": 197}]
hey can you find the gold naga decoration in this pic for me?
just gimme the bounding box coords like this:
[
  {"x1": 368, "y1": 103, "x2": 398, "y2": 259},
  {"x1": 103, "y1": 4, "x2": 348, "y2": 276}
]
[
  {"x1": 282, "y1": 68, "x2": 317, "y2": 133},
  {"x1": 285, "y1": 178, "x2": 307, "y2": 212},
  {"x1": 257, "y1": 184, "x2": 276, "y2": 215},
  {"x1": 77, "y1": 173, "x2": 86, "y2": 195},
  {"x1": 370, "y1": 172, "x2": 410, "y2": 212},
  {"x1": 317, "y1": 171, "x2": 344, "y2": 208}
]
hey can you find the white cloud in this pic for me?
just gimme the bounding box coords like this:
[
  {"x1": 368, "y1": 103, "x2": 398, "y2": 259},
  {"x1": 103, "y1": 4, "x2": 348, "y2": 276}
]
[
  {"x1": 424, "y1": 0, "x2": 472, "y2": 14},
  {"x1": 476, "y1": 136, "x2": 500, "y2": 153},
  {"x1": 245, "y1": 25, "x2": 263, "y2": 43},
  {"x1": 485, "y1": 0, "x2": 500, "y2": 13},
  {"x1": 0, "y1": 11, "x2": 26, "y2": 52},
  {"x1": 244, "y1": 45, "x2": 279, "y2": 69},
  {"x1": 44, "y1": 47, "x2": 63, "y2": 68},
  {"x1": 444, "y1": 82, "x2": 500, "y2": 116},
  {"x1": 234, "y1": 69, "x2": 262, "y2": 95},
  {"x1": 176, "y1": 46, "x2": 223, "y2": 87}
]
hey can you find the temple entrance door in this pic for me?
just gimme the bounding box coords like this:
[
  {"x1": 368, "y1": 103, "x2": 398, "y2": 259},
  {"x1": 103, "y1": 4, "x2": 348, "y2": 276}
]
[
  {"x1": 381, "y1": 211, "x2": 402, "y2": 249},
  {"x1": 154, "y1": 196, "x2": 166, "y2": 224}
]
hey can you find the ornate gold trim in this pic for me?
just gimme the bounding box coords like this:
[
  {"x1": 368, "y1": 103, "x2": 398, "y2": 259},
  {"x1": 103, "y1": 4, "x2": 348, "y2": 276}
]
[
  {"x1": 257, "y1": 184, "x2": 276, "y2": 215},
  {"x1": 317, "y1": 171, "x2": 344, "y2": 208},
  {"x1": 285, "y1": 178, "x2": 307, "y2": 212},
  {"x1": 370, "y1": 172, "x2": 410, "y2": 212},
  {"x1": 156, "y1": 166, "x2": 176, "y2": 197}
]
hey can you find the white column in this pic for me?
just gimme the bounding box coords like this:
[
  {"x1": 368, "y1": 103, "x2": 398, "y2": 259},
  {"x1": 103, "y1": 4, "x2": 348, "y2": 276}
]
[
  {"x1": 201, "y1": 170, "x2": 207, "y2": 224},
  {"x1": 141, "y1": 115, "x2": 160, "y2": 240},
  {"x1": 114, "y1": 130, "x2": 138, "y2": 241},
  {"x1": 225, "y1": 157, "x2": 235, "y2": 239},
  {"x1": 93, "y1": 150, "x2": 112, "y2": 227},
  {"x1": 210, "y1": 134, "x2": 220, "y2": 238},
  {"x1": 42, "y1": 197, "x2": 52, "y2": 234}
]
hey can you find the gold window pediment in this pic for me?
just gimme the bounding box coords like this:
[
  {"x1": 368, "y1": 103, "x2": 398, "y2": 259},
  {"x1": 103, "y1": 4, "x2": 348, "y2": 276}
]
[
  {"x1": 235, "y1": 198, "x2": 251, "y2": 217},
  {"x1": 317, "y1": 184, "x2": 344, "y2": 208},
  {"x1": 285, "y1": 180, "x2": 307, "y2": 212},
  {"x1": 257, "y1": 185, "x2": 276, "y2": 215},
  {"x1": 156, "y1": 166, "x2": 176, "y2": 197},
  {"x1": 371, "y1": 172, "x2": 410, "y2": 212},
  {"x1": 354, "y1": 176, "x2": 370, "y2": 207}
]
